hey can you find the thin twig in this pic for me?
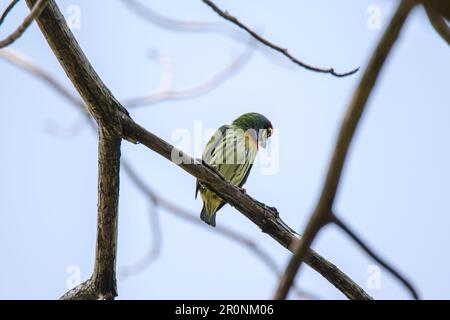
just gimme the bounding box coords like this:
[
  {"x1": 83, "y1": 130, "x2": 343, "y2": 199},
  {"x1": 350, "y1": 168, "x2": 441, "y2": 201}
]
[
  {"x1": 120, "y1": 0, "x2": 297, "y2": 70},
  {"x1": 273, "y1": 0, "x2": 416, "y2": 300},
  {"x1": 0, "y1": 0, "x2": 20, "y2": 26},
  {"x1": 332, "y1": 214, "x2": 419, "y2": 300},
  {"x1": 424, "y1": 4, "x2": 450, "y2": 46},
  {"x1": 121, "y1": 0, "x2": 229, "y2": 34},
  {"x1": 0, "y1": 0, "x2": 49, "y2": 48},
  {"x1": 125, "y1": 40, "x2": 256, "y2": 108},
  {"x1": 201, "y1": 0, "x2": 359, "y2": 77}
]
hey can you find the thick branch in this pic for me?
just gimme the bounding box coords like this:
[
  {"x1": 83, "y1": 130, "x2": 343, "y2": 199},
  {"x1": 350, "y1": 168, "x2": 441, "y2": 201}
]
[
  {"x1": 61, "y1": 131, "x2": 121, "y2": 300},
  {"x1": 25, "y1": 0, "x2": 126, "y2": 134},
  {"x1": 424, "y1": 5, "x2": 450, "y2": 46},
  {"x1": 120, "y1": 116, "x2": 371, "y2": 300},
  {"x1": 24, "y1": 0, "x2": 371, "y2": 299},
  {"x1": 274, "y1": 0, "x2": 416, "y2": 300},
  {"x1": 201, "y1": 0, "x2": 359, "y2": 77},
  {"x1": 0, "y1": 0, "x2": 49, "y2": 48}
]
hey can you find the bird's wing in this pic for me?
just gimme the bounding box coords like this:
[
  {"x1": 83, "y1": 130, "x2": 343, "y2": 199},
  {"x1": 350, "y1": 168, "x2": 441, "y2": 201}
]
[
  {"x1": 195, "y1": 125, "x2": 230, "y2": 199},
  {"x1": 211, "y1": 127, "x2": 259, "y2": 188},
  {"x1": 202, "y1": 125, "x2": 230, "y2": 165}
]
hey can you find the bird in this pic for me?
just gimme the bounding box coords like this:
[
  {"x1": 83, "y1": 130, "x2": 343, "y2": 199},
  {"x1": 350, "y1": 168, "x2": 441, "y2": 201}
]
[{"x1": 195, "y1": 112, "x2": 273, "y2": 226}]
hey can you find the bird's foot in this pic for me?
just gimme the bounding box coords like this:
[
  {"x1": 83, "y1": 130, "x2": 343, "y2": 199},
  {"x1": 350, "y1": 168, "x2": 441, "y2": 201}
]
[{"x1": 238, "y1": 187, "x2": 247, "y2": 194}]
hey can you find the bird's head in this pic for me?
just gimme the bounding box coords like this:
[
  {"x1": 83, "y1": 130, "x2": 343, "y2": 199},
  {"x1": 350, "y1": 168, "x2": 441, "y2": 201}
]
[{"x1": 232, "y1": 112, "x2": 273, "y2": 148}]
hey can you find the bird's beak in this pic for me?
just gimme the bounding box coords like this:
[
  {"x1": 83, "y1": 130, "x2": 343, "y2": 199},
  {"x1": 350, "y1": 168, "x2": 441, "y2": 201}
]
[{"x1": 258, "y1": 130, "x2": 268, "y2": 148}]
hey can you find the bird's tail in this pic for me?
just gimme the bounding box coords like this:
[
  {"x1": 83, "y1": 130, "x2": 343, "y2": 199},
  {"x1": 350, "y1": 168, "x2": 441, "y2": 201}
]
[{"x1": 200, "y1": 205, "x2": 216, "y2": 227}]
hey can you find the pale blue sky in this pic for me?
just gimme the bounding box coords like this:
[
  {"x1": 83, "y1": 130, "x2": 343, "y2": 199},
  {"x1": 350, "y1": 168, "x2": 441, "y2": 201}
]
[{"x1": 0, "y1": 0, "x2": 449, "y2": 299}]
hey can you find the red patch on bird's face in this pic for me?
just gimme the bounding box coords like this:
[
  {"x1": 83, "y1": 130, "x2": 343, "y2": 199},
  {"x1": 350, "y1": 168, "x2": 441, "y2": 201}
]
[{"x1": 245, "y1": 131, "x2": 259, "y2": 150}]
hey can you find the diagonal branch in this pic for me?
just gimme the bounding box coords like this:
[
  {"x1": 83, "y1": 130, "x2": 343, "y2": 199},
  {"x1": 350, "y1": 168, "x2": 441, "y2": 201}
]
[
  {"x1": 120, "y1": 0, "x2": 299, "y2": 70},
  {"x1": 23, "y1": 0, "x2": 371, "y2": 299},
  {"x1": 332, "y1": 215, "x2": 419, "y2": 299},
  {"x1": 120, "y1": 115, "x2": 371, "y2": 300},
  {"x1": 273, "y1": 0, "x2": 416, "y2": 300},
  {"x1": 201, "y1": 0, "x2": 359, "y2": 77},
  {"x1": 0, "y1": 0, "x2": 20, "y2": 26},
  {"x1": 124, "y1": 40, "x2": 256, "y2": 108},
  {"x1": 25, "y1": 0, "x2": 126, "y2": 134},
  {"x1": 424, "y1": 4, "x2": 450, "y2": 46},
  {"x1": 0, "y1": 0, "x2": 49, "y2": 48}
]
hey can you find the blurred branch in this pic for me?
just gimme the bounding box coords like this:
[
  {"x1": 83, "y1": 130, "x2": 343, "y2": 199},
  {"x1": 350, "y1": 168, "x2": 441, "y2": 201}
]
[
  {"x1": 0, "y1": 0, "x2": 20, "y2": 26},
  {"x1": 18, "y1": 0, "x2": 371, "y2": 299},
  {"x1": 125, "y1": 40, "x2": 256, "y2": 108},
  {"x1": 119, "y1": 0, "x2": 321, "y2": 70},
  {"x1": 121, "y1": 0, "x2": 231, "y2": 35},
  {"x1": 201, "y1": 0, "x2": 359, "y2": 77},
  {"x1": 332, "y1": 215, "x2": 419, "y2": 299},
  {"x1": 61, "y1": 130, "x2": 122, "y2": 300},
  {"x1": 0, "y1": 0, "x2": 49, "y2": 48},
  {"x1": 424, "y1": 4, "x2": 450, "y2": 45},
  {"x1": 274, "y1": 0, "x2": 416, "y2": 300}
]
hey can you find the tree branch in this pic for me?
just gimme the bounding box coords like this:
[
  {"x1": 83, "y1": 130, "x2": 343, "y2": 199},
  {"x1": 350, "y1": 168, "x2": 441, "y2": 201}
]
[
  {"x1": 61, "y1": 130, "x2": 122, "y2": 300},
  {"x1": 23, "y1": 0, "x2": 371, "y2": 299},
  {"x1": 274, "y1": 0, "x2": 416, "y2": 300},
  {"x1": 25, "y1": 0, "x2": 126, "y2": 134},
  {"x1": 424, "y1": 4, "x2": 450, "y2": 46},
  {"x1": 120, "y1": 0, "x2": 299, "y2": 70},
  {"x1": 0, "y1": 0, "x2": 20, "y2": 26},
  {"x1": 120, "y1": 115, "x2": 371, "y2": 300},
  {"x1": 0, "y1": 0, "x2": 49, "y2": 48},
  {"x1": 201, "y1": 0, "x2": 359, "y2": 77},
  {"x1": 332, "y1": 215, "x2": 419, "y2": 299}
]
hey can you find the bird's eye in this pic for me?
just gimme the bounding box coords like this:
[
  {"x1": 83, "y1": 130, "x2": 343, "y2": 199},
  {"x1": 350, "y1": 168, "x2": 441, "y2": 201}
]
[{"x1": 267, "y1": 127, "x2": 273, "y2": 137}]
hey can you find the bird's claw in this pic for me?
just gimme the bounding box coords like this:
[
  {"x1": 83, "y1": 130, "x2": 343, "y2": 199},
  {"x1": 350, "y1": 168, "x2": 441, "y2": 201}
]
[{"x1": 238, "y1": 187, "x2": 247, "y2": 194}]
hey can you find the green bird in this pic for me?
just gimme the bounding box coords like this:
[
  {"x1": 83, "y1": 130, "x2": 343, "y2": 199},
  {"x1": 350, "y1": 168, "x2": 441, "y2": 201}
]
[{"x1": 195, "y1": 112, "x2": 273, "y2": 226}]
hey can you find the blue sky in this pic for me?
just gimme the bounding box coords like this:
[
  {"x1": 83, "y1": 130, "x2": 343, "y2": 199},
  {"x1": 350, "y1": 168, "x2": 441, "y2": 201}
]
[{"x1": 0, "y1": 0, "x2": 449, "y2": 299}]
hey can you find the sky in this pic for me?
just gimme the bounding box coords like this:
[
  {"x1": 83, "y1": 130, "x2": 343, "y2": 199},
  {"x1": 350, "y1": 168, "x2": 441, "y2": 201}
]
[{"x1": 0, "y1": 0, "x2": 449, "y2": 299}]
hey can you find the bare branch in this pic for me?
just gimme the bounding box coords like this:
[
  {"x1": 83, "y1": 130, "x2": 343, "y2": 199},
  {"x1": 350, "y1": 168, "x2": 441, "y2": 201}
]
[
  {"x1": 120, "y1": 115, "x2": 371, "y2": 300},
  {"x1": 121, "y1": 0, "x2": 230, "y2": 35},
  {"x1": 61, "y1": 130, "x2": 121, "y2": 300},
  {"x1": 24, "y1": 0, "x2": 126, "y2": 135},
  {"x1": 120, "y1": 161, "x2": 316, "y2": 299},
  {"x1": 201, "y1": 0, "x2": 359, "y2": 77},
  {"x1": 125, "y1": 40, "x2": 256, "y2": 108},
  {"x1": 0, "y1": 0, "x2": 20, "y2": 26},
  {"x1": 331, "y1": 214, "x2": 419, "y2": 300},
  {"x1": 20, "y1": 0, "x2": 371, "y2": 299},
  {"x1": 120, "y1": 0, "x2": 298, "y2": 70},
  {"x1": 424, "y1": 4, "x2": 450, "y2": 46},
  {"x1": 274, "y1": 0, "x2": 416, "y2": 300},
  {"x1": 0, "y1": 0, "x2": 49, "y2": 48}
]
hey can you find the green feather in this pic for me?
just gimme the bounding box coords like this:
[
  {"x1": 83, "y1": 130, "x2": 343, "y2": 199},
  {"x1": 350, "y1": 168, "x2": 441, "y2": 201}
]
[{"x1": 196, "y1": 113, "x2": 272, "y2": 227}]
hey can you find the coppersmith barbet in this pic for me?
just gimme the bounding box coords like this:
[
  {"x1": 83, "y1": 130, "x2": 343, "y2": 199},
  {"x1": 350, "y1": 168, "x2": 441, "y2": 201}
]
[{"x1": 195, "y1": 112, "x2": 273, "y2": 226}]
